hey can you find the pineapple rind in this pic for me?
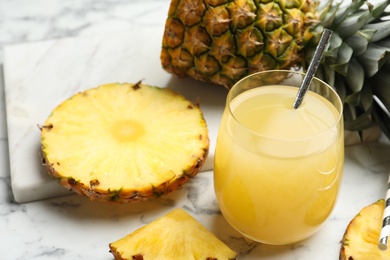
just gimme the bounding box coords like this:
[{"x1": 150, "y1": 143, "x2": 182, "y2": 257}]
[
  {"x1": 41, "y1": 83, "x2": 209, "y2": 203},
  {"x1": 109, "y1": 208, "x2": 237, "y2": 260},
  {"x1": 340, "y1": 199, "x2": 390, "y2": 260},
  {"x1": 161, "y1": 0, "x2": 319, "y2": 88}
]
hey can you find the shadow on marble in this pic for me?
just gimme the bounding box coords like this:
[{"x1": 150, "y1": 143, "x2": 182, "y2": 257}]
[
  {"x1": 347, "y1": 142, "x2": 390, "y2": 171},
  {"x1": 34, "y1": 171, "x2": 221, "y2": 220},
  {"x1": 165, "y1": 75, "x2": 228, "y2": 109}
]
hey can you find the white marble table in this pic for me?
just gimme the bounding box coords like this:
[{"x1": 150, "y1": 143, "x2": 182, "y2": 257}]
[{"x1": 1, "y1": 1, "x2": 390, "y2": 259}]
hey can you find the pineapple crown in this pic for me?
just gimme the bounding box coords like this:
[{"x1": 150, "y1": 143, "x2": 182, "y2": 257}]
[{"x1": 305, "y1": 0, "x2": 390, "y2": 140}]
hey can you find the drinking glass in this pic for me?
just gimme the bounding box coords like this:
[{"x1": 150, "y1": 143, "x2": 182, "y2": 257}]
[{"x1": 214, "y1": 70, "x2": 344, "y2": 245}]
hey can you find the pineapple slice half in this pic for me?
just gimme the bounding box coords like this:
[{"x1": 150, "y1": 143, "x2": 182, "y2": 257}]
[
  {"x1": 109, "y1": 208, "x2": 237, "y2": 260},
  {"x1": 40, "y1": 82, "x2": 209, "y2": 203},
  {"x1": 340, "y1": 199, "x2": 390, "y2": 259}
]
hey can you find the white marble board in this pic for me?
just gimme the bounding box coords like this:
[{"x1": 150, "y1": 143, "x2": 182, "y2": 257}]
[{"x1": 3, "y1": 25, "x2": 228, "y2": 203}]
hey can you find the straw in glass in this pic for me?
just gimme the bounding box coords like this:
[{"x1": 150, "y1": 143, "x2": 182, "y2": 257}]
[
  {"x1": 293, "y1": 29, "x2": 333, "y2": 109},
  {"x1": 379, "y1": 173, "x2": 390, "y2": 250}
]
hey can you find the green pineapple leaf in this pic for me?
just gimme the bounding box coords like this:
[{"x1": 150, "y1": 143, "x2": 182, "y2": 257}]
[
  {"x1": 335, "y1": 10, "x2": 371, "y2": 39},
  {"x1": 332, "y1": 41, "x2": 353, "y2": 75},
  {"x1": 345, "y1": 29, "x2": 376, "y2": 56},
  {"x1": 364, "y1": 20, "x2": 390, "y2": 42},
  {"x1": 372, "y1": 67, "x2": 390, "y2": 113},
  {"x1": 360, "y1": 82, "x2": 374, "y2": 112},
  {"x1": 334, "y1": 74, "x2": 347, "y2": 101},
  {"x1": 366, "y1": 0, "x2": 390, "y2": 21},
  {"x1": 345, "y1": 92, "x2": 361, "y2": 107},
  {"x1": 346, "y1": 59, "x2": 365, "y2": 93},
  {"x1": 333, "y1": 0, "x2": 365, "y2": 26},
  {"x1": 358, "y1": 43, "x2": 390, "y2": 77},
  {"x1": 344, "y1": 104, "x2": 375, "y2": 131},
  {"x1": 373, "y1": 102, "x2": 390, "y2": 138}
]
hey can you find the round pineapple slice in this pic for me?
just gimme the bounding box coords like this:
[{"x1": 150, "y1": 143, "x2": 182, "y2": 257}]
[
  {"x1": 340, "y1": 199, "x2": 390, "y2": 259},
  {"x1": 40, "y1": 82, "x2": 209, "y2": 203}
]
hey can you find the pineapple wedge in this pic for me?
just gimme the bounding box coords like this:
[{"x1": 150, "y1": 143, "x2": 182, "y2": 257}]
[
  {"x1": 109, "y1": 208, "x2": 237, "y2": 260},
  {"x1": 340, "y1": 199, "x2": 390, "y2": 259},
  {"x1": 40, "y1": 82, "x2": 209, "y2": 203}
]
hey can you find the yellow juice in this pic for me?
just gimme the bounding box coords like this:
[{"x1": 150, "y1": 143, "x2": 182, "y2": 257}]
[{"x1": 214, "y1": 85, "x2": 344, "y2": 244}]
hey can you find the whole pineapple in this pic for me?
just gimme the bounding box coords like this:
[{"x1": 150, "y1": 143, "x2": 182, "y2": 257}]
[{"x1": 161, "y1": 0, "x2": 390, "y2": 140}]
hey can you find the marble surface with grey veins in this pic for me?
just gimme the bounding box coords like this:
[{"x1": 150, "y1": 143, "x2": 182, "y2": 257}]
[{"x1": 1, "y1": 1, "x2": 390, "y2": 259}]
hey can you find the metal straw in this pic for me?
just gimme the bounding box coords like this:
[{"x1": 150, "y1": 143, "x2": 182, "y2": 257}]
[
  {"x1": 379, "y1": 174, "x2": 390, "y2": 250},
  {"x1": 293, "y1": 29, "x2": 333, "y2": 109}
]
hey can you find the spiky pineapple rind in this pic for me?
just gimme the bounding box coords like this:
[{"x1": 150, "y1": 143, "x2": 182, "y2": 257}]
[
  {"x1": 161, "y1": 0, "x2": 320, "y2": 88},
  {"x1": 43, "y1": 156, "x2": 208, "y2": 203},
  {"x1": 42, "y1": 136, "x2": 209, "y2": 203}
]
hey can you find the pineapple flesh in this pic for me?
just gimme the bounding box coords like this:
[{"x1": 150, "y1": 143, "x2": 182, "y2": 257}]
[
  {"x1": 340, "y1": 199, "x2": 390, "y2": 260},
  {"x1": 109, "y1": 208, "x2": 237, "y2": 260},
  {"x1": 160, "y1": 0, "x2": 390, "y2": 140},
  {"x1": 40, "y1": 82, "x2": 209, "y2": 203}
]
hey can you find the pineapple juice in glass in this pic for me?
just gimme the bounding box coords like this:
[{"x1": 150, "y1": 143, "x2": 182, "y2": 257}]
[{"x1": 214, "y1": 70, "x2": 344, "y2": 245}]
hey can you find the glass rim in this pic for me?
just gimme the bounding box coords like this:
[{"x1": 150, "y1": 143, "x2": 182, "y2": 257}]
[{"x1": 227, "y1": 70, "x2": 344, "y2": 142}]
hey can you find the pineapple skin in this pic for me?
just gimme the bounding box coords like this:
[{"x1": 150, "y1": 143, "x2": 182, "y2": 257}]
[
  {"x1": 42, "y1": 151, "x2": 208, "y2": 203},
  {"x1": 340, "y1": 199, "x2": 390, "y2": 260},
  {"x1": 161, "y1": 0, "x2": 319, "y2": 88},
  {"x1": 41, "y1": 83, "x2": 209, "y2": 203}
]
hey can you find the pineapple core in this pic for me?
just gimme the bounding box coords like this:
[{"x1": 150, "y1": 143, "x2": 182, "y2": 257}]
[{"x1": 111, "y1": 120, "x2": 145, "y2": 142}]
